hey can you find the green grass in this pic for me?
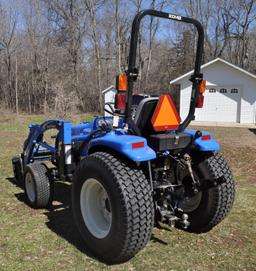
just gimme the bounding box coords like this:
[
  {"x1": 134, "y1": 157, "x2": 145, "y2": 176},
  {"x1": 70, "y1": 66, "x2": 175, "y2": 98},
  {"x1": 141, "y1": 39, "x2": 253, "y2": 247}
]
[{"x1": 0, "y1": 114, "x2": 256, "y2": 271}]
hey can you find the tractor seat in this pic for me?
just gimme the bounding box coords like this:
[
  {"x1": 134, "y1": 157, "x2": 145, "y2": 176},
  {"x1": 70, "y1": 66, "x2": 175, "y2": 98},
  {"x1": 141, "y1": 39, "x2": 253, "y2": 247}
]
[
  {"x1": 134, "y1": 96, "x2": 191, "y2": 151},
  {"x1": 134, "y1": 97, "x2": 159, "y2": 136}
]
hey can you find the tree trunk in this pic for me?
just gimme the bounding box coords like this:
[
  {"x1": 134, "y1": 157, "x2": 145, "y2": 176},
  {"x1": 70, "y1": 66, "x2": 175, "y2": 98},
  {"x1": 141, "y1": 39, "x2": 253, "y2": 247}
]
[
  {"x1": 15, "y1": 55, "x2": 19, "y2": 114},
  {"x1": 87, "y1": 0, "x2": 102, "y2": 113}
]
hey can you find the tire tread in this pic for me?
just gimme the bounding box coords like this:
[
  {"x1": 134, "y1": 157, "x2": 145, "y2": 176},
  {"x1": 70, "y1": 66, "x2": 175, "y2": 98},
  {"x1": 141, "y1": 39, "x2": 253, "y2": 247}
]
[
  {"x1": 24, "y1": 163, "x2": 51, "y2": 208},
  {"x1": 189, "y1": 152, "x2": 235, "y2": 233},
  {"x1": 204, "y1": 152, "x2": 235, "y2": 231},
  {"x1": 73, "y1": 152, "x2": 154, "y2": 263}
]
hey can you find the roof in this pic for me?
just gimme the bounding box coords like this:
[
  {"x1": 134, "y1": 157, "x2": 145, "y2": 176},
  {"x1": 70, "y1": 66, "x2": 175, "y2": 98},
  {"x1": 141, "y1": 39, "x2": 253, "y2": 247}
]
[
  {"x1": 102, "y1": 85, "x2": 115, "y2": 94},
  {"x1": 169, "y1": 57, "x2": 256, "y2": 85}
]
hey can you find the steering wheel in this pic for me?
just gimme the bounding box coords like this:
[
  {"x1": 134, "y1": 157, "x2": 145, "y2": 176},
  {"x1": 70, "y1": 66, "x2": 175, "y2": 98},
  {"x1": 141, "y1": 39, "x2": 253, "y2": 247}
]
[{"x1": 104, "y1": 102, "x2": 115, "y2": 115}]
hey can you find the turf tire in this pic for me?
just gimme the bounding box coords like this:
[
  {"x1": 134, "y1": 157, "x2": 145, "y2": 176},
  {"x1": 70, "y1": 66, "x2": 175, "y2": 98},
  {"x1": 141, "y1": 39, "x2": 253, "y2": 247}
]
[
  {"x1": 24, "y1": 163, "x2": 52, "y2": 208},
  {"x1": 72, "y1": 152, "x2": 154, "y2": 263},
  {"x1": 184, "y1": 152, "x2": 235, "y2": 233}
]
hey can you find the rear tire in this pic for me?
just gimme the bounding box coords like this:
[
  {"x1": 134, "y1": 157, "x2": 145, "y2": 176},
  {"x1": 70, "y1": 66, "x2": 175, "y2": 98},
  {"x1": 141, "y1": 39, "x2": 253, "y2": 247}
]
[
  {"x1": 181, "y1": 152, "x2": 235, "y2": 233},
  {"x1": 24, "y1": 163, "x2": 52, "y2": 209},
  {"x1": 72, "y1": 152, "x2": 154, "y2": 263}
]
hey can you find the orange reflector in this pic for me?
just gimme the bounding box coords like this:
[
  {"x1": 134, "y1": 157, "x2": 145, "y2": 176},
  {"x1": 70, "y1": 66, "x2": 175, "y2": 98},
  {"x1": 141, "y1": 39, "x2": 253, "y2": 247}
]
[
  {"x1": 200, "y1": 79, "x2": 206, "y2": 93},
  {"x1": 201, "y1": 135, "x2": 211, "y2": 140},
  {"x1": 132, "y1": 142, "x2": 145, "y2": 149},
  {"x1": 151, "y1": 95, "x2": 181, "y2": 131},
  {"x1": 116, "y1": 74, "x2": 128, "y2": 91}
]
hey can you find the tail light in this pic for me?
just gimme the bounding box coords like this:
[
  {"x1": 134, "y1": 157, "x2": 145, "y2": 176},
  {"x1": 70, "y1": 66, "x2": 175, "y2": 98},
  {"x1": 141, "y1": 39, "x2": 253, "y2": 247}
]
[
  {"x1": 115, "y1": 74, "x2": 127, "y2": 111},
  {"x1": 196, "y1": 94, "x2": 204, "y2": 108},
  {"x1": 115, "y1": 93, "x2": 126, "y2": 110},
  {"x1": 196, "y1": 79, "x2": 206, "y2": 108}
]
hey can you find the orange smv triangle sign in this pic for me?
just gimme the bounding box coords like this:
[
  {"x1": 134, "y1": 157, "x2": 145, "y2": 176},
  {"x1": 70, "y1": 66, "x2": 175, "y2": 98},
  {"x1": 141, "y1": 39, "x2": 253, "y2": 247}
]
[{"x1": 151, "y1": 95, "x2": 181, "y2": 131}]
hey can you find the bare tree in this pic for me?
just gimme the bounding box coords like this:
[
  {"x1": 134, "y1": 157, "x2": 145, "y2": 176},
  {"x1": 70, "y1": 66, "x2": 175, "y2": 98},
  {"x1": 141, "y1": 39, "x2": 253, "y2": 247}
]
[
  {"x1": 227, "y1": 0, "x2": 256, "y2": 67},
  {"x1": 0, "y1": 0, "x2": 255, "y2": 114},
  {"x1": 84, "y1": 0, "x2": 103, "y2": 112}
]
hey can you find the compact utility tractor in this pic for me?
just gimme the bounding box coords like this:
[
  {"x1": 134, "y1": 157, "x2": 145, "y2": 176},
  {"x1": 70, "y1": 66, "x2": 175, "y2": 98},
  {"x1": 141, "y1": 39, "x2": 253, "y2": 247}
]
[{"x1": 12, "y1": 10, "x2": 235, "y2": 263}]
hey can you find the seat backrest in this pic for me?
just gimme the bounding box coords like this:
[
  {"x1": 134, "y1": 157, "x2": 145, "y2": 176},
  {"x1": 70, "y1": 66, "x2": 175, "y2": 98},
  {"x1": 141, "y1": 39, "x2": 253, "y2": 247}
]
[{"x1": 134, "y1": 97, "x2": 159, "y2": 136}]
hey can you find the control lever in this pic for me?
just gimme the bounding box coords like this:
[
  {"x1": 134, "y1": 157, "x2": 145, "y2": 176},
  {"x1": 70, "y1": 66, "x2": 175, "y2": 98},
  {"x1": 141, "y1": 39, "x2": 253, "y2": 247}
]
[{"x1": 193, "y1": 130, "x2": 202, "y2": 141}]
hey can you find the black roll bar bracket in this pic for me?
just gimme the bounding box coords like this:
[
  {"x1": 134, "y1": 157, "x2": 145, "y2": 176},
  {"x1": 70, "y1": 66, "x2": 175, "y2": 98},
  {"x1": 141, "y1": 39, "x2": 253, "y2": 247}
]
[{"x1": 127, "y1": 67, "x2": 139, "y2": 81}]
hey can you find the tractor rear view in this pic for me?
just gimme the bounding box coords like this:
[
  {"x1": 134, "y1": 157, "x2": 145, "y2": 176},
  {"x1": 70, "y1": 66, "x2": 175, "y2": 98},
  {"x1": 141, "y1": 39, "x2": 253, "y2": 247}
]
[{"x1": 12, "y1": 9, "x2": 235, "y2": 264}]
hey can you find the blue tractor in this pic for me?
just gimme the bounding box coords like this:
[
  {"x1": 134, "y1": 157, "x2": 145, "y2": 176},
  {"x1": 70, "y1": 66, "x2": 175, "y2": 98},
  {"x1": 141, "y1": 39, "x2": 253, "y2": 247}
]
[{"x1": 12, "y1": 10, "x2": 235, "y2": 264}]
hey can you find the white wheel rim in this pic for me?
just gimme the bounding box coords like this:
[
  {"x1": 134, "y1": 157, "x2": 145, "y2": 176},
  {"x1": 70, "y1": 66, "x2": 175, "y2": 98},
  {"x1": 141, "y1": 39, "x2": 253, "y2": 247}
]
[
  {"x1": 25, "y1": 172, "x2": 36, "y2": 203},
  {"x1": 80, "y1": 178, "x2": 112, "y2": 239}
]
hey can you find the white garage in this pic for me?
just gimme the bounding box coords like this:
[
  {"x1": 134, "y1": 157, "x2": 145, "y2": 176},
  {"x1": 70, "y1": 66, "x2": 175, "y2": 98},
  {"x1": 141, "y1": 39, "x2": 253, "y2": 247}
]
[{"x1": 170, "y1": 58, "x2": 256, "y2": 124}]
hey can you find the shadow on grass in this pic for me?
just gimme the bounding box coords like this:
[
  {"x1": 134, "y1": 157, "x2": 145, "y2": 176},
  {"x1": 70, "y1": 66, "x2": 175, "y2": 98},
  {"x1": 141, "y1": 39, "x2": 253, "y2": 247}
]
[
  {"x1": 43, "y1": 182, "x2": 94, "y2": 258},
  {"x1": 249, "y1": 128, "x2": 256, "y2": 135},
  {"x1": 151, "y1": 235, "x2": 168, "y2": 245},
  {"x1": 7, "y1": 177, "x2": 169, "y2": 264},
  {"x1": 6, "y1": 176, "x2": 23, "y2": 189},
  {"x1": 10, "y1": 179, "x2": 98, "y2": 262}
]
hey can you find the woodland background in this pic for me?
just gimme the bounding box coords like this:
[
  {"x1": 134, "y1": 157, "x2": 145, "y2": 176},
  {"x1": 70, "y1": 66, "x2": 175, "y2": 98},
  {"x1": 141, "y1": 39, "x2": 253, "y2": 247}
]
[{"x1": 0, "y1": 0, "x2": 255, "y2": 114}]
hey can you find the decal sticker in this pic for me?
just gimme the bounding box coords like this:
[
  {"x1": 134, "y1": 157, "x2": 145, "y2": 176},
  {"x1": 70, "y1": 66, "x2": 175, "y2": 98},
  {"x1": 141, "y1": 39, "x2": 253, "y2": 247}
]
[
  {"x1": 65, "y1": 144, "x2": 72, "y2": 165},
  {"x1": 168, "y1": 14, "x2": 182, "y2": 20}
]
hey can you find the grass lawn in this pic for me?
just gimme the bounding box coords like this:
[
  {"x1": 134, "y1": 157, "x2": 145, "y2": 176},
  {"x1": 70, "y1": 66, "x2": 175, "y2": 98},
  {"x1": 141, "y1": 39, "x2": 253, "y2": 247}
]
[{"x1": 0, "y1": 114, "x2": 256, "y2": 271}]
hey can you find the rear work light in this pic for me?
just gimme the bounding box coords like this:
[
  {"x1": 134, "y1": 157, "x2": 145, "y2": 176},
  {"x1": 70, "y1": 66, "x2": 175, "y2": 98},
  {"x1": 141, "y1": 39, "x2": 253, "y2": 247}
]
[
  {"x1": 115, "y1": 74, "x2": 128, "y2": 111},
  {"x1": 132, "y1": 142, "x2": 145, "y2": 149}
]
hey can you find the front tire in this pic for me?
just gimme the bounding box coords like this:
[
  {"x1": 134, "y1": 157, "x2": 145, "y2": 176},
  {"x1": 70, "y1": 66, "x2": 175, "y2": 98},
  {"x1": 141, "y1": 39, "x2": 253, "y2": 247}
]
[
  {"x1": 72, "y1": 152, "x2": 154, "y2": 263},
  {"x1": 24, "y1": 163, "x2": 52, "y2": 208},
  {"x1": 180, "y1": 152, "x2": 235, "y2": 233}
]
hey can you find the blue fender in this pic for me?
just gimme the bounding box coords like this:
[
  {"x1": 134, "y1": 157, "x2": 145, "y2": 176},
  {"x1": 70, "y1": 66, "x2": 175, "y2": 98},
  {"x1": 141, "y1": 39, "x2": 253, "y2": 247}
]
[
  {"x1": 88, "y1": 131, "x2": 156, "y2": 162},
  {"x1": 184, "y1": 130, "x2": 220, "y2": 151}
]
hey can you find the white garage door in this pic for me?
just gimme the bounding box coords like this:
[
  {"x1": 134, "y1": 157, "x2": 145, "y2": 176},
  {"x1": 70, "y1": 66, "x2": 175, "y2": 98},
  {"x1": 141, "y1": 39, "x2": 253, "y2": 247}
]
[{"x1": 195, "y1": 86, "x2": 241, "y2": 122}]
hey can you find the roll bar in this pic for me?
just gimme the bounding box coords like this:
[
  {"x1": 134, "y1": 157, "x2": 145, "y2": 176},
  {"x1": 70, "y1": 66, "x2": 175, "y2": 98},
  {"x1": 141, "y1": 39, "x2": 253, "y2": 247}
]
[{"x1": 124, "y1": 9, "x2": 204, "y2": 132}]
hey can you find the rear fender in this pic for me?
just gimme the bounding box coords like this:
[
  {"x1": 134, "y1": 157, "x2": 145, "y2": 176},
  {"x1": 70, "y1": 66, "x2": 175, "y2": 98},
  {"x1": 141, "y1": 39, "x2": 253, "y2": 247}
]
[
  {"x1": 88, "y1": 132, "x2": 156, "y2": 162},
  {"x1": 184, "y1": 130, "x2": 220, "y2": 151}
]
